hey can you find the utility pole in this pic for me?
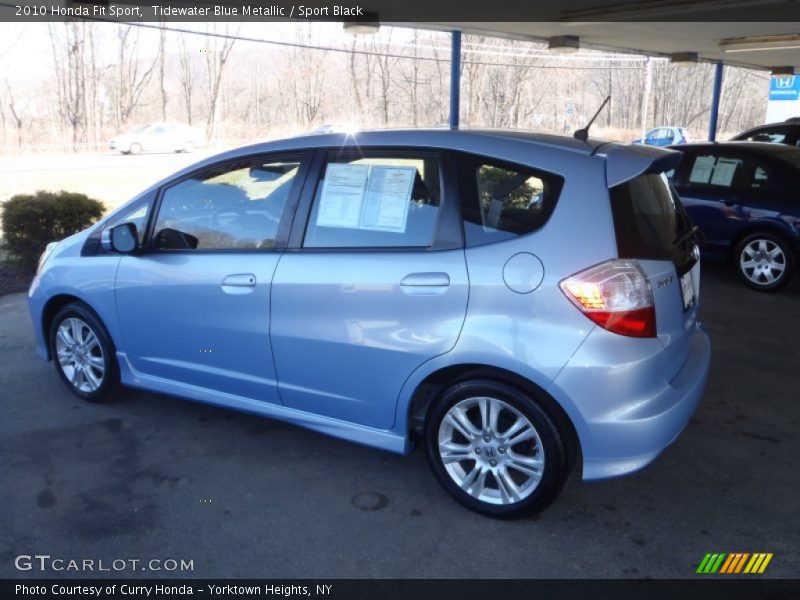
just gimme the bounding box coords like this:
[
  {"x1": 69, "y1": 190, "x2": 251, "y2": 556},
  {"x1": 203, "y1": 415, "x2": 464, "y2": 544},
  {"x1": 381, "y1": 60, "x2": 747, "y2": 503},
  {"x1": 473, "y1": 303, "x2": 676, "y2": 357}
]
[{"x1": 640, "y1": 56, "x2": 653, "y2": 140}]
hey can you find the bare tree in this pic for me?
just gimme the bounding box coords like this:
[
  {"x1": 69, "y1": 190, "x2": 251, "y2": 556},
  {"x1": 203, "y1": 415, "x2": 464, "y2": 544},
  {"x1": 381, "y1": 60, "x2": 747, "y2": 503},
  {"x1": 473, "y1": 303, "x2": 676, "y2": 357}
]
[
  {"x1": 203, "y1": 23, "x2": 237, "y2": 139},
  {"x1": 114, "y1": 25, "x2": 159, "y2": 127},
  {"x1": 349, "y1": 38, "x2": 365, "y2": 116},
  {"x1": 158, "y1": 24, "x2": 168, "y2": 121},
  {"x1": 396, "y1": 30, "x2": 422, "y2": 126},
  {"x1": 48, "y1": 22, "x2": 89, "y2": 150},
  {"x1": 5, "y1": 79, "x2": 25, "y2": 147},
  {"x1": 277, "y1": 27, "x2": 326, "y2": 128},
  {"x1": 369, "y1": 31, "x2": 400, "y2": 126},
  {"x1": 177, "y1": 33, "x2": 195, "y2": 125}
]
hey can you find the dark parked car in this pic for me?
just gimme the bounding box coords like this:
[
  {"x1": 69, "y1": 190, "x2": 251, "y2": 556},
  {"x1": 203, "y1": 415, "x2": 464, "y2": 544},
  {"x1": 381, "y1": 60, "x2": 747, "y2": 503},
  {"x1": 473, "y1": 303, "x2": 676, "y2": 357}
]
[
  {"x1": 668, "y1": 141, "x2": 800, "y2": 291},
  {"x1": 730, "y1": 118, "x2": 800, "y2": 147}
]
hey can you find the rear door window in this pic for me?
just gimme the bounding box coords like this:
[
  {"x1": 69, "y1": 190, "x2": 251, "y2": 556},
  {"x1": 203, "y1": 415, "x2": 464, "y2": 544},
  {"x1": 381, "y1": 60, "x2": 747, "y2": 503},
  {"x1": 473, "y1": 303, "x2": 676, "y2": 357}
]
[
  {"x1": 303, "y1": 153, "x2": 442, "y2": 248},
  {"x1": 457, "y1": 154, "x2": 563, "y2": 247}
]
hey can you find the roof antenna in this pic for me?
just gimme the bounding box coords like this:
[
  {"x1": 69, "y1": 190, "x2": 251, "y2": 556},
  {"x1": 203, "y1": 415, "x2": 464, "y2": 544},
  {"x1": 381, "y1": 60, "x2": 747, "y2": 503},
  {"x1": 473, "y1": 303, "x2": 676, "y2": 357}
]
[{"x1": 574, "y1": 95, "x2": 611, "y2": 142}]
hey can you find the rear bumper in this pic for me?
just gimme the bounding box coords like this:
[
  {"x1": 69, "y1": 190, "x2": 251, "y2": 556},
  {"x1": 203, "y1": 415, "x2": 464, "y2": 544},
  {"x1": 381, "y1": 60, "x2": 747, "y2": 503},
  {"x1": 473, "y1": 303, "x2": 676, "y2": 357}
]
[{"x1": 549, "y1": 322, "x2": 711, "y2": 481}]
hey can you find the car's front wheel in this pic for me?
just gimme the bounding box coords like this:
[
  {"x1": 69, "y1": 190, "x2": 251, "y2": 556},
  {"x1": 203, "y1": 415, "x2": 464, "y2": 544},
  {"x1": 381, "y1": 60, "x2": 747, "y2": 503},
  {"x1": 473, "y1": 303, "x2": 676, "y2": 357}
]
[
  {"x1": 50, "y1": 302, "x2": 120, "y2": 402},
  {"x1": 735, "y1": 232, "x2": 795, "y2": 292},
  {"x1": 425, "y1": 379, "x2": 568, "y2": 518}
]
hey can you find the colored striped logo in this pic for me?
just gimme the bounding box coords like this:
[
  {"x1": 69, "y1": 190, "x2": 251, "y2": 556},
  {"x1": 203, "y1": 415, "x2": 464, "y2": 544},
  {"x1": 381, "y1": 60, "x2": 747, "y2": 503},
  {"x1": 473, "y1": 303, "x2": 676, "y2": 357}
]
[{"x1": 696, "y1": 553, "x2": 773, "y2": 574}]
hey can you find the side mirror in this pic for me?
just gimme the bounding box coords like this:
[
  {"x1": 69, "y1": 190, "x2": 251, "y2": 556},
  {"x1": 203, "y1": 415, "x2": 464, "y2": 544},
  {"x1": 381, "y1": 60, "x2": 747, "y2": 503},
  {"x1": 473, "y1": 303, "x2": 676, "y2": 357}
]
[{"x1": 101, "y1": 222, "x2": 138, "y2": 254}]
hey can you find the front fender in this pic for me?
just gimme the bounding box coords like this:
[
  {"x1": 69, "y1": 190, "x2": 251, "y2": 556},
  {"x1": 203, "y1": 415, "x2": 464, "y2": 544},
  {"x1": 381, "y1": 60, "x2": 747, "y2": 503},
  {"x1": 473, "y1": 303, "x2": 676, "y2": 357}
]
[{"x1": 28, "y1": 255, "x2": 122, "y2": 360}]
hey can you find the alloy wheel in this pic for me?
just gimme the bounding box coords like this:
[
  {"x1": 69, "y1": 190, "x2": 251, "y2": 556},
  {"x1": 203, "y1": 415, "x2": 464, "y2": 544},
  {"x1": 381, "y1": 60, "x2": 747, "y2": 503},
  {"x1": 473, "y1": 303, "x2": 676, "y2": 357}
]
[
  {"x1": 437, "y1": 396, "x2": 545, "y2": 505},
  {"x1": 55, "y1": 317, "x2": 106, "y2": 393}
]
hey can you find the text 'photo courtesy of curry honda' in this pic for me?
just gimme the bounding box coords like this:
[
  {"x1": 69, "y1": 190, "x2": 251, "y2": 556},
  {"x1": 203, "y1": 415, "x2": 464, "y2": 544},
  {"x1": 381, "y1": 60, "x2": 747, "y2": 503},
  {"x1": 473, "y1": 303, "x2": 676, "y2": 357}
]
[{"x1": 29, "y1": 129, "x2": 711, "y2": 518}]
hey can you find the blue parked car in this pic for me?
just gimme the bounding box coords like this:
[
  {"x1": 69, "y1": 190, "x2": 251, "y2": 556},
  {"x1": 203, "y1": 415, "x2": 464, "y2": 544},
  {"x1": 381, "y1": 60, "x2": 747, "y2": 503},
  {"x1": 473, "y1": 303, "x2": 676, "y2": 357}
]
[
  {"x1": 634, "y1": 126, "x2": 690, "y2": 147},
  {"x1": 29, "y1": 130, "x2": 711, "y2": 517},
  {"x1": 669, "y1": 141, "x2": 800, "y2": 291}
]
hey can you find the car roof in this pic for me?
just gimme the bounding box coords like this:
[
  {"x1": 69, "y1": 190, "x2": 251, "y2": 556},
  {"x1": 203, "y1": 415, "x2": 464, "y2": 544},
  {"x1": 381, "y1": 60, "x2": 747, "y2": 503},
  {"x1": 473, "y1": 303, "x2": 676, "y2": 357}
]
[{"x1": 215, "y1": 128, "x2": 610, "y2": 158}]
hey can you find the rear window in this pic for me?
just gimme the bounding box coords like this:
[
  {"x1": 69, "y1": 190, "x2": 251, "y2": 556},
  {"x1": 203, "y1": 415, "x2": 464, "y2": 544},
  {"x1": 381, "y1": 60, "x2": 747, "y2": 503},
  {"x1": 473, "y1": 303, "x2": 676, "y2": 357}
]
[
  {"x1": 610, "y1": 173, "x2": 696, "y2": 272},
  {"x1": 737, "y1": 128, "x2": 789, "y2": 144},
  {"x1": 457, "y1": 154, "x2": 563, "y2": 247}
]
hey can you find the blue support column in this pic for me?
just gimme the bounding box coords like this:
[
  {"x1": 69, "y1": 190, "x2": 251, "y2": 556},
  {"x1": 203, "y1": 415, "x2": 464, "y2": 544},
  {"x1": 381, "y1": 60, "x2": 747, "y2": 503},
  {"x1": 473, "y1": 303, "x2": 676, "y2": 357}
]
[
  {"x1": 708, "y1": 62, "x2": 724, "y2": 141},
  {"x1": 449, "y1": 30, "x2": 461, "y2": 130}
]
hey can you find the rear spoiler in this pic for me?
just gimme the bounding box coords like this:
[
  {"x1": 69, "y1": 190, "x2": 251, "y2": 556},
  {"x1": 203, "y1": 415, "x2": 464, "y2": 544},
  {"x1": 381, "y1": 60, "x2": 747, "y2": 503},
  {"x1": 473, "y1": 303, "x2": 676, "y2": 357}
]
[{"x1": 594, "y1": 142, "x2": 684, "y2": 188}]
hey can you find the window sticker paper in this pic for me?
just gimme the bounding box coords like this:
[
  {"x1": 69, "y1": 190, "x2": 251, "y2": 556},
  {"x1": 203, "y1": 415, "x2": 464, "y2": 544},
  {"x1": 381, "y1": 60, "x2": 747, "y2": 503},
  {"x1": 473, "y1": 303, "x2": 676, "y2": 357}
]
[
  {"x1": 710, "y1": 157, "x2": 740, "y2": 187},
  {"x1": 689, "y1": 155, "x2": 716, "y2": 184},
  {"x1": 359, "y1": 166, "x2": 416, "y2": 233},
  {"x1": 316, "y1": 163, "x2": 370, "y2": 229}
]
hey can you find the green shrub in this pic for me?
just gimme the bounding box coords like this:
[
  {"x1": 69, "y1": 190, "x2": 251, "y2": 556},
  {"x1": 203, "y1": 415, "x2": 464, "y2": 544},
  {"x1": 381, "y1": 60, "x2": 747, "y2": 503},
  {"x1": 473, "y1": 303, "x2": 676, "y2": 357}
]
[{"x1": 1, "y1": 191, "x2": 105, "y2": 270}]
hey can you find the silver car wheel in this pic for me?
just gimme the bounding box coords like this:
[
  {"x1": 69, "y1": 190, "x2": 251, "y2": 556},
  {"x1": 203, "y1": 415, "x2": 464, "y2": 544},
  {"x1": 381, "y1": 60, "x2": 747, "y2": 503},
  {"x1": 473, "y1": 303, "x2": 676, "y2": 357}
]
[
  {"x1": 740, "y1": 239, "x2": 786, "y2": 286},
  {"x1": 438, "y1": 396, "x2": 545, "y2": 505},
  {"x1": 55, "y1": 317, "x2": 105, "y2": 393}
]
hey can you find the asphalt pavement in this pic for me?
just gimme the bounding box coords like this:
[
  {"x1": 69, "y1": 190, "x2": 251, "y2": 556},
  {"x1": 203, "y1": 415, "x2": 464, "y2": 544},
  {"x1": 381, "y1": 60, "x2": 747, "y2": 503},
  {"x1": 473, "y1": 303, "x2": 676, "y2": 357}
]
[{"x1": 1, "y1": 262, "x2": 798, "y2": 579}]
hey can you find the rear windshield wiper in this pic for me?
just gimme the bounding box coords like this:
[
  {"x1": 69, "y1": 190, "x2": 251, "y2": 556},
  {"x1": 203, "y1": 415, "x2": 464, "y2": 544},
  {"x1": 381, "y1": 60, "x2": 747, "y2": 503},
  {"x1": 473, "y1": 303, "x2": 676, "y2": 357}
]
[{"x1": 674, "y1": 225, "x2": 700, "y2": 247}]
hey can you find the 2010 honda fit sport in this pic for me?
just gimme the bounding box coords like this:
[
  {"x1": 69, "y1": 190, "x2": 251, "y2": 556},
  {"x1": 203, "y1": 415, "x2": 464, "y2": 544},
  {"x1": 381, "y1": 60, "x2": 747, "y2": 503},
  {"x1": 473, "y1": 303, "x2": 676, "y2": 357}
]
[{"x1": 28, "y1": 130, "x2": 711, "y2": 517}]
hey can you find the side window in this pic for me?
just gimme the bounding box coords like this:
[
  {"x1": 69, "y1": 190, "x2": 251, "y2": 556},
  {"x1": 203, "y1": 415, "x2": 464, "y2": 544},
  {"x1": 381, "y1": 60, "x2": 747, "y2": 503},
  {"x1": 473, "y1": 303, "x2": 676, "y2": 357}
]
[
  {"x1": 153, "y1": 157, "x2": 301, "y2": 250},
  {"x1": 752, "y1": 165, "x2": 770, "y2": 189},
  {"x1": 687, "y1": 154, "x2": 743, "y2": 189},
  {"x1": 303, "y1": 153, "x2": 441, "y2": 248},
  {"x1": 458, "y1": 155, "x2": 563, "y2": 247},
  {"x1": 106, "y1": 197, "x2": 151, "y2": 237},
  {"x1": 686, "y1": 154, "x2": 768, "y2": 191}
]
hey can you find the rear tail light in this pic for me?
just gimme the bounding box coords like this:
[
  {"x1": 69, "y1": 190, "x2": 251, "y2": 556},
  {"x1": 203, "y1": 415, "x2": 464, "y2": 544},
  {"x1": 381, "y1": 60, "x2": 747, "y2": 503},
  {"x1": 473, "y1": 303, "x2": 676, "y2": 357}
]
[{"x1": 559, "y1": 259, "x2": 656, "y2": 338}]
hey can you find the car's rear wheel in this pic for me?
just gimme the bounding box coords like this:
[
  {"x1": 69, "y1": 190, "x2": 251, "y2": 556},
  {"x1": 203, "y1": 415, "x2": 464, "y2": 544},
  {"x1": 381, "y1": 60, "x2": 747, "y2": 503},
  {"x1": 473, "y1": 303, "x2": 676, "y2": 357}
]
[
  {"x1": 50, "y1": 302, "x2": 119, "y2": 402},
  {"x1": 425, "y1": 379, "x2": 567, "y2": 518},
  {"x1": 129, "y1": 142, "x2": 142, "y2": 155},
  {"x1": 735, "y1": 232, "x2": 795, "y2": 292}
]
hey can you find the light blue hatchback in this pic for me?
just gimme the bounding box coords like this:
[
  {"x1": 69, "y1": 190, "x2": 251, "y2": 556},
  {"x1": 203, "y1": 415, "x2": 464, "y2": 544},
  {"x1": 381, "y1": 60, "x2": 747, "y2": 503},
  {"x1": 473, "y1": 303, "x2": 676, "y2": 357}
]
[{"x1": 29, "y1": 130, "x2": 711, "y2": 517}]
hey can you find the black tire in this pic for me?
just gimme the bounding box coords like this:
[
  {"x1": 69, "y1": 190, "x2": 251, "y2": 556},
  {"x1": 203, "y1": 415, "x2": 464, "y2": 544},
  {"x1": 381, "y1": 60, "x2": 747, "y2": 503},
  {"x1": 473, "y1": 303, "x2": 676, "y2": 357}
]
[
  {"x1": 734, "y1": 232, "x2": 795, "y2": 292},
  {"x1": 424, "y1": 379, "x2": 568, "y2": 518},
  {"x1": 49, "y1": 302, "x2": 120, "y2": 403}
]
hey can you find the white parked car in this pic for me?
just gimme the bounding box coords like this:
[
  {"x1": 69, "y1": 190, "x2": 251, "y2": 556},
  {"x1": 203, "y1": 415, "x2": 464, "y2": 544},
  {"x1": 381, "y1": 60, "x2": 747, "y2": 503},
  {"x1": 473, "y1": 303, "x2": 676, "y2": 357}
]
[{"x1": 109, "y1": 123, "x2": 206, "y2": 154}]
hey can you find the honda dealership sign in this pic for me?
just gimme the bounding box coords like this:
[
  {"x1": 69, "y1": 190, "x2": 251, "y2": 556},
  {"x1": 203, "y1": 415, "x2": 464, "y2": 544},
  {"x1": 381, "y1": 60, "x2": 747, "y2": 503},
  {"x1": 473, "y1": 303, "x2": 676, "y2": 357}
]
[
  {"x1": 766, "y1": 75, "x2": 800, "y2": 122},
  {"x1": 769, "y1": 76, "x2": 800, "y2": 101}
]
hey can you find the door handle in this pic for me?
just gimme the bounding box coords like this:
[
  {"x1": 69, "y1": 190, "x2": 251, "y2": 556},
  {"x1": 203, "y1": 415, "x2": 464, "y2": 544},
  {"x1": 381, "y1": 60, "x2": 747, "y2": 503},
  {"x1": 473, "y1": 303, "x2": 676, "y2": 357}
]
[
  {"x1": 222, "y1": 273, "x2": 256, "y2": 287},
  {"x1": 400, "y1": 272, "x2": 450, "y2": 287}
]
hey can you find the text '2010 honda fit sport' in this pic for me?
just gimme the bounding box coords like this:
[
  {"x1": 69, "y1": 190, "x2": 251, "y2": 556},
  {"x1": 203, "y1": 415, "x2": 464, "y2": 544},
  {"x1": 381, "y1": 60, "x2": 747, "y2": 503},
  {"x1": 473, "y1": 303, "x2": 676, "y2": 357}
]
[{"x1": 29, "y1": 130, "x2": 711, "y2": 517}]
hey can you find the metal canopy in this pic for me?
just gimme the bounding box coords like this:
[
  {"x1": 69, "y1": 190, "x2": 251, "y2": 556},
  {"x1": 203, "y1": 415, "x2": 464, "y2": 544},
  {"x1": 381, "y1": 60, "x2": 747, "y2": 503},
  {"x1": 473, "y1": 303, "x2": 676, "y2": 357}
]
[{"x1": 414, "y1": 21, "x2": 800, "y2": 71}]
